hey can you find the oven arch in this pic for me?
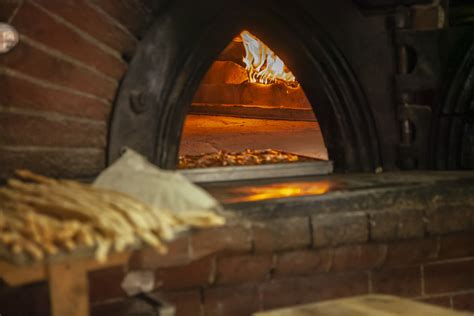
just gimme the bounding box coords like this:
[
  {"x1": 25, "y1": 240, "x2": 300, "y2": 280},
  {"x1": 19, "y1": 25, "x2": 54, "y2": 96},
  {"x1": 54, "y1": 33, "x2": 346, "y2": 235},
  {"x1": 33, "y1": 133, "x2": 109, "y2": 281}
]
[
  {"x1": 434, "y1": 41, "x2": 474, "y2": 169},
  {"x1": 108, "y1": 0, "x2": 383, "y2": 172}
]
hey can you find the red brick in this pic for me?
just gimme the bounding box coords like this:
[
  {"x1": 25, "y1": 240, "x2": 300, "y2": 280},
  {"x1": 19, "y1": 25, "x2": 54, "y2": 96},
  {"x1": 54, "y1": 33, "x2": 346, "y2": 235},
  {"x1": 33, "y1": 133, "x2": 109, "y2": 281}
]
[
  {"x1": 128, "y1": 236, "x2": 190, "y2": 270},
  {"x1": 216, "y1": 254, "x2": 273, "y2": 285},
  {"x1": 274, "y1": 249, "x2": 332, "y2": 277},
  {"x1": 425, "y1": 259, "x2": 474, "y2": 294},
  {"x1": 438, "y1": 232, "x2": 474, "y2": 261},
  {"x1": 261, "y1": 272, "x2": 369, "y2": 310},
  {"x1": 11, "y1": 1, "x2": 126, "y2": 79},
  {"x1": 452, "y1": 292, "x2": 474, "y2": 312},
  {"x1": 371, "y1": 266, "x2": 422, "y2": 297},
  {"x1": 331, "y1": 243, "x2": 387, "y2": 272},
  {"x1": 190, "y1": 225, "x2": 251, "y2": 259},
  {"x1": 91, "y1": 297, "x2": 164, "y2": 316},
  {"x1": 35, "y1": 0, "x2": 137, "y2": 54},
  {"x1": 89, "y1": 0, "x2": 154, "y2": 36},
  {"x1": 312, "y1": 212, "x2": 368, "y2": 247},
  {"x1": 369, "y1": 208, "x2": 424, "y2": 241},
  {"x1": 417, "y1": 296, "x2": 452, "y2": 309},
  {"x1": 1, "y1": 40, "x2": 117, "y2": 101},
  {"x1": 426, "y1": 205, "x2": 473, "y2": 235},
  {"x1": 0, "y1": 73, "x2": 110, "y2": 121},
  {"x1": 0, "y1": 146, "x2": 105, "y2": 180},
  {"x1": 161, "y1": 290, "x2": 203, "y2": 316},
  {"x1": 253, "y1": 217, "x2": 311, "y2": 252},
  {"x1": 204, "y1": 284, "x2": 260, "y2": 316},
  {"x1": 91, "y1": 299, "x2": 132, "y2": 316},
  {"x1": 89, "y1": 266, "x2": 126, "y2": 304},
  {"x1": 384, "y1": 237, "x2": 439, "y2": 267},
  {"x1": 0, "y1": 1, "x2": 21, "y2": 22},
  {"x1": 155, "y1": 255, "x2": 215, "y2": 290},
  {"x1": 0, "y1": 112, "x2": 106, "y2": 148}
]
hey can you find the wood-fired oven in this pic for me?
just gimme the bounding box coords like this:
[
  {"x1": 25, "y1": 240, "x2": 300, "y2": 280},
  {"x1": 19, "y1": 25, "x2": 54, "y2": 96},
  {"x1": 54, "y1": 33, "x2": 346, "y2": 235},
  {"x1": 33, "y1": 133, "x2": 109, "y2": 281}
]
[
  {"x1": 1, "y1": 1, "x2": 474, "y2": 316},
  {"x1": 107, "y1": 0, "x2": 474, "y2": 182}
]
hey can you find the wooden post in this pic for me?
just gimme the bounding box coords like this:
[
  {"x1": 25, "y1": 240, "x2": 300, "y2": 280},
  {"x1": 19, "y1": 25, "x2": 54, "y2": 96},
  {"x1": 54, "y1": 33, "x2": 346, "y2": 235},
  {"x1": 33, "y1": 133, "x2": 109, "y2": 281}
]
[
  {"x1": 48, "y1": 261, "x2": 89, "y2": 316},
  {"x1": 0, "y1": 251, "x2": 132, "y2": 316}
]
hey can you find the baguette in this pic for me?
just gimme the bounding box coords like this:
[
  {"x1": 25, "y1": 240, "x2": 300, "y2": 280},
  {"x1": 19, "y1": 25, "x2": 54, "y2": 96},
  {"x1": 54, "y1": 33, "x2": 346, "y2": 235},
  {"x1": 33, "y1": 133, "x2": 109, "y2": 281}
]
[{"x1": 0, "y1": 171, "x2": 225, "y2": 262}]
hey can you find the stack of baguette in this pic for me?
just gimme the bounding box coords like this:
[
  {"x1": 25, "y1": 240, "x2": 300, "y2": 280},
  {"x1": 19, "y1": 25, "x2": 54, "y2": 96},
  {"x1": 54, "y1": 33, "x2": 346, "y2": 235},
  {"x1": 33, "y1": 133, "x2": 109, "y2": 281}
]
[{"x1": 0, "y1": 170, "x2": 225, "y2": 263}]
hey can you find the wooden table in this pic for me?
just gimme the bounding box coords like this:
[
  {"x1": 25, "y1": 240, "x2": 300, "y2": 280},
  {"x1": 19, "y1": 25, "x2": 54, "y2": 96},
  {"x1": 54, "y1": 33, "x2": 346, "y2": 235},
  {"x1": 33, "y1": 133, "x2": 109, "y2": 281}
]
[
  {"x1": 254, "y1": 295, "x2": 470, "y2": 316},
  {"x1": 0, "y1": 251, "x2": 132, "y2": 316}
]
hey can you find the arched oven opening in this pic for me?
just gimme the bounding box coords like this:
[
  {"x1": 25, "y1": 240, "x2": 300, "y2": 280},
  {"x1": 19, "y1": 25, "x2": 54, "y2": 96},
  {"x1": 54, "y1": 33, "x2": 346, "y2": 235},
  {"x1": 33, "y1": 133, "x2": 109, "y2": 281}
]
[
  {"x1": 177, "y1": 30, "x2": 330, "y2": 181},
  {"x1": 108, "y1": 0, "x2": 383, "y2": 179}
]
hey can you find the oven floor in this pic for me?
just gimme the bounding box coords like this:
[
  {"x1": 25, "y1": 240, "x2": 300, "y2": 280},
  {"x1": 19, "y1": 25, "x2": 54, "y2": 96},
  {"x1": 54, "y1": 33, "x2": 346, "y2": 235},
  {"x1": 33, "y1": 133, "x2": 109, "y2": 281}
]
[{"x1": 179, "y1": 114, "x2": 328, "y2": 160}]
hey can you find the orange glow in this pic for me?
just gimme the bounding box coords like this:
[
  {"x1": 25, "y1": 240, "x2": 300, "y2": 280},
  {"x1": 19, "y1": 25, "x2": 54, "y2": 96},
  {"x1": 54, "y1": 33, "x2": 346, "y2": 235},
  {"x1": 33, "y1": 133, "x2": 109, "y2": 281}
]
[
  {"x1": 240, "y1": 30, "x2": 297, "y2": 85},
  {"x1": 225, "y1": 181, "x2": 333, "y2": 203}
]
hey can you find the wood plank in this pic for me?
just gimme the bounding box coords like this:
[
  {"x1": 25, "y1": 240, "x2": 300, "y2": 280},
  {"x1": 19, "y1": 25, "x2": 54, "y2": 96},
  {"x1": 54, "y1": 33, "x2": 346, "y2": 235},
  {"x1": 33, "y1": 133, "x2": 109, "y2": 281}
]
[
  {"x1": 254, "y1": 295, "x2": 471, "y2": 316},
  {"x1": 48, "y1": 261, "x2": 90, "y2": 316},
  {"x1": 0, "y1": 260, "x2": 46, "y2": 286},
  {"x1": 0, "y1": 251, "x2": 132, "y2": 316},
  {"x1": 84, "y1": 251, "x2": 132, "y2": 271}
]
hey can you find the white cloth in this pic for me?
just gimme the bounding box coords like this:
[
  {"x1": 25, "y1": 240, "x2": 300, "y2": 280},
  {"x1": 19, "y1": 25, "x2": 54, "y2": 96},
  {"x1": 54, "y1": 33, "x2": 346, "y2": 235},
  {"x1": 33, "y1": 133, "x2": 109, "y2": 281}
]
[{"x1": 93, "y1": 149, "x2": 221, "y2": 213}]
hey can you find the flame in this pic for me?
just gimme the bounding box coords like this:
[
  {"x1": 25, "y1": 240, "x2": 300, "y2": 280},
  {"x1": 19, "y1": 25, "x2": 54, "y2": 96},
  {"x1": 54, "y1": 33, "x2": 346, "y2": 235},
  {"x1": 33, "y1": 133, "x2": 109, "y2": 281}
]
[{"x1": 240, "y1": 30, "x2": 297, "y2": 85}]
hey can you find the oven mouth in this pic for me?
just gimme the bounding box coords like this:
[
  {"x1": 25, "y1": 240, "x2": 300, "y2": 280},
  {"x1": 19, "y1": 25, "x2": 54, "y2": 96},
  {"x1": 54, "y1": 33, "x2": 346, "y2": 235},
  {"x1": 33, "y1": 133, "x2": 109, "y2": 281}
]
[{"x1": 175, "y1": 30, "x2": 332, "y2": 182}]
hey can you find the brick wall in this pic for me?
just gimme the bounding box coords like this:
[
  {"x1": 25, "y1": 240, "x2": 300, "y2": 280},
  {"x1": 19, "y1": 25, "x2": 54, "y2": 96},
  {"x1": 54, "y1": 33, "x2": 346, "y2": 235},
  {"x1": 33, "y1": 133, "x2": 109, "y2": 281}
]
[
  {"x1": 1, "y1": 190, "x2": 473, "y2": 315},
  {"x1": 85, "y1": 208, "x2": 474, "y2": 316},
  {"x1": 0, "y1": 0, "x2": 155, "y2": 180},
  {"x1": 86, "y1": 203, "x2": 473, "y2": 316}
]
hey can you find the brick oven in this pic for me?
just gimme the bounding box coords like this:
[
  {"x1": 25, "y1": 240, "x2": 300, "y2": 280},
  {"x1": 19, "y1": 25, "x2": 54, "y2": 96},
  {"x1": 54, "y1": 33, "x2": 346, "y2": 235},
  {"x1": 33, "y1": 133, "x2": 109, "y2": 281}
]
[{"x1": 1, "y1": 0, "x2": 474, "y2": 315}]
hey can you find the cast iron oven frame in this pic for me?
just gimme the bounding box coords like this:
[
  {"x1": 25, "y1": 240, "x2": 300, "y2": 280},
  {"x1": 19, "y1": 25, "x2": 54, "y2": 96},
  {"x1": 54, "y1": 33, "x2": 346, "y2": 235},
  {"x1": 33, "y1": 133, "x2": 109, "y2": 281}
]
[
  {"x1": 434, "y1": 39, "x2": 474, "y2": 169},
  {"x1": 108, "y1": 0, "x2": 474, "y2": 174},
  {"x1": 108, "y1": 0, "x2": 392, "y2": 173}
]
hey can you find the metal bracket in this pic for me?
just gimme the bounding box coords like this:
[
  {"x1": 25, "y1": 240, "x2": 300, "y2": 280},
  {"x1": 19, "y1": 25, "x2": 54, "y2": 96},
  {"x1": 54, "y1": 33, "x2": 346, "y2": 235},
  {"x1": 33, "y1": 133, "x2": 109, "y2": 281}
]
[
  {"x1": 394, "y1": 29, "x2": 442, "y2": 90},
  {"x1": 393, "y1": 6, "x2": 440, "y2": 170},
  {"x1": 398, "y1": 104, "x2": 432, "y2": 169}
]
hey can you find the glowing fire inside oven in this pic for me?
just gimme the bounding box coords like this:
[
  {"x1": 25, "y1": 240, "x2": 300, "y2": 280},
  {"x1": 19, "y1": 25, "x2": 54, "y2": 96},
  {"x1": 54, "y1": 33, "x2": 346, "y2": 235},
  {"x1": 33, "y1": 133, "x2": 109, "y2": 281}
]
[
  {"x1": 240, "y1": 30, "x2": 297, "y2": 85},
  {"x1": 224, "y1": 181, "x2": 334, "y2": 203}
]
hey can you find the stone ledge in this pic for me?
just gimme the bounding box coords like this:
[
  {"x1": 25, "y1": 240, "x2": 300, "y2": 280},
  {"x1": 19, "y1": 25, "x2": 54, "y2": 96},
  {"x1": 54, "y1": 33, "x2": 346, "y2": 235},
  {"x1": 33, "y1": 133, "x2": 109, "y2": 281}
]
[
  {"x1": 252, "y1": 217, "x2": 311, "y2": 252},
  {"x1": 312, "y1": 212, "x2": 368, "y2": 247},
  {"x1": 369, "y1": 208, "x2": 425, "y2": 241},
  {"x1": 214, "y1": 172, "x2": 474, "y2": 221}
]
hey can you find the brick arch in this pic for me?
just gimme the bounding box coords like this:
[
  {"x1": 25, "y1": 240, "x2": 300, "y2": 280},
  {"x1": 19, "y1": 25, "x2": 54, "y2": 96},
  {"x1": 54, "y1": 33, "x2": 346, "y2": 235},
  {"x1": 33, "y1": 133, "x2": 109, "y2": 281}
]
[{"x1": 0, "y1": 0, "x2": 157, "y2": 180}]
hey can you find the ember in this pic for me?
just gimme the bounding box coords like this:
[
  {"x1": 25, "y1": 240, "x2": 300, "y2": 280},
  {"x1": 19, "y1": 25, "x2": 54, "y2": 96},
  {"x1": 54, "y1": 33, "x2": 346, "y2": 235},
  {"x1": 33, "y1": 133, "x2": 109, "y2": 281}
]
[
  {"x1": 178, "y1": 149, "x2": 319, "y2": 169},
  {"x1": 224, "y1": 180, "x2": 334, "y2": 202}
]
